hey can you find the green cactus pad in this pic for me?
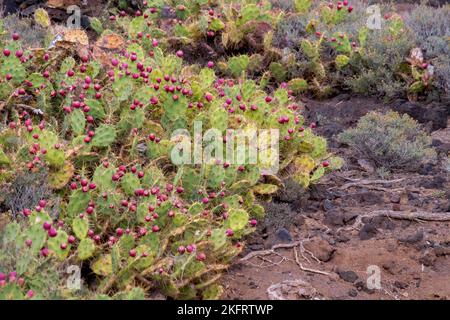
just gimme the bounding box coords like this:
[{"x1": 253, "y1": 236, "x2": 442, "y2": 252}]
[
  {"x1": 92, "y1": 254, "x2": 113, "y2": 276},
  {"x1": 67, "y1": 190, "x2": 91, "y2": 218},
  {"x1": 85, "y1": 99, "x2": 106, "y2": 120},
  {"x1": 228, "y1": 55, "x2": 250, "y2": 77},
  {"x1": 48, "y1": 229, "x2": 71, "y2": 260},
  {"x1": 77, "y1": 238, "x2": 96, "y2": 260},
  {"x1": 70, "y1": 109, "x2": 86, "y2": 136},
  {"x1": 48, "y1": 161, "x2": 74, "y2": 189},
  {"x1": 112, "y1": 77, "x2": 134, "y2": 101},
  {"x1": 93, "y1": 165, "x2": 115, "y2": 191},
  {"x1": 199, "y1": 68, "x2": 216, "y2": 88},
  {"x1": 289, "y1": 78, "x2": 308, "y2": 94},
  {"x1": 121, "y1": 172, "x2": 141, "y2": 196},
  {"x1": 300, "y1": 39, "x2": 319, "y2": 59},
  {"x1": 188, "y1": 202, "x2": 203, "y2": 216},
  {"x1": 202, "y1": 284, "x2": 224, "y2": 300},
  {"x1": 91, "y1": 124, "x2": 117, "y2": 148},
  {"x1": 227, "y1": 209, "x2": 249, "y2": 231},
  {"x1": 72, "y1": 217, "x2": 89, "y2": 239},
  {"x1": 295, "y1": 0, "x2": 312, "y2": 13},
  {"x1": 269, "y1": 62, "x2": 287, "y2": 82},
  {"x1": 24, "y1": 224, "x2": 47, "y2": 255},
  {"x1": 252, "y1": 184, "x2": 279, "y2": 195},
  {"x1": 210, "y1": 228, "x2": 227, "y2": 249},
  {"x1": 335, "y1": 55, "x2": 350, "y2": 69}
]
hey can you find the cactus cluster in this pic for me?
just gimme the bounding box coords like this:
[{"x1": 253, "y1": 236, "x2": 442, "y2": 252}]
[
  {"x1": 0, "y1": 1, "x2": 356, "y2": 300},
  {"x1": 0, "y1": 21, "x2": 340, "y2": 298},
  {"x1": 109, "y1": 0, "x2": 445, "y2": 101},
  {"x1": 0, "y1": 0, "x2": 444, "y2": 300},
  {"x1": 6, "y1": 0, "x2": 444, "y2": 300}
]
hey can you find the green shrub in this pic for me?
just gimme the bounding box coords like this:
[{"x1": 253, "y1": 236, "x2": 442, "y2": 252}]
[
  {"x1": 345, "y1": 17, "x2": 416, "y2": 100},
  {"x1": 338, "y1": 111, "x2": 436, "y2": 171}
]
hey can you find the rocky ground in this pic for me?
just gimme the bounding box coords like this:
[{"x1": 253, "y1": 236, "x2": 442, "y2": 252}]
[{"x1": 222, "y1": 96, "x2": 450, "y2": 300}]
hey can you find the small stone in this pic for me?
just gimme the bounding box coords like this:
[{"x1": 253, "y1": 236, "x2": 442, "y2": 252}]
[
  {"x1": 357, "y1": 159, "x2": 374, "y2": 173},
  {"x1": 434, "y1": 142, "x2": 450, "y2": 154},
  {"x1": 390, "y1": 194, "x2": 401, "y2": 204},
  {"x1": 304, "y1": 218, "x2": 327, "y2": 231},
  {"x1": 355, "y1": 280, "x2": 364, "y2": 291},
  {"x1": 343, "y1": 212, "x2": 358, "y2": 223},
  {"x1": 418, "y1": 163, "x2": 434, "y2": 175},
  {"x1": 249, "y1": 244, "x2": 264, "y2": 251},
  {"x1": 359, "y1": 223, "x2": 378, "y2": 240},
  {"x1": 335, "y1": 233, "x2": 350, "y2": 243},
  {"x1": 338, "y1": 270, "x2": 359, "y2": 283},
  {"x1": 419, "y1": 176, "x2": 445, "y2": 189},
  {"x1": 407, "y1": 192, "x2": 420, "y2": 201},
  {"x1": 435, "y1": 247, "x2": 450, "y2": 257},
  {"x1": 322, "y1": 199, "x2": 334, "y2": 211},
  {"x1": 392, "y1": 203, "x2": 401, "y2": 211},
  {"x1": 419, "y1": 249, "x2": 436, "y2": 267},
  {"x1": 324, "y1": 210, "x2": 345, "y2": 226},
  {"x1": 363, "y1": 286, "x2": 376, "y2": 294},
  {"x1": 248, "y1": 281, "x2": 258, "y2": 289},
  {"x1": 354, "y1": 280, "x2": 376, "y2": 294},
  {"x1": 398, "y1": 229, "x2": 424, "y2": 245},
  {"x1": 382, "y1": 260, "x2": 397, "y2": 275},
  {"x1": 275, "y1": 228, "x2": 292, "y2": 243},
  {"x1": 293, "y1": 215, "x2": 305, "y2": 227},
  {"x1": 345, "y1": 191, "x2": 383, "y2": 206},
  {"x1": 371, "y1": 216, "x2": 395, "y2": 230},
  {"x1": 394, "y1": 281, "x2": 409, "y2": 289},
  {"x1": 386, "y1": 243, "x2": 397, "y2": 252},
  {"x1": 348, "y1": 289, "x2": 358, "y2": 297}
]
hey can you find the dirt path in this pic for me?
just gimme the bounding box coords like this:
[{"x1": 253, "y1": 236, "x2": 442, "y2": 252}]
[{"x1": 222, "y1": 96, "x2": 450, "y2": 300}]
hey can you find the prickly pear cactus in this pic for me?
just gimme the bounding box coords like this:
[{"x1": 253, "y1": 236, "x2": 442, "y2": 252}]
[{"x1": 0, "y1": 13, "x2": 342, "y2": 301}]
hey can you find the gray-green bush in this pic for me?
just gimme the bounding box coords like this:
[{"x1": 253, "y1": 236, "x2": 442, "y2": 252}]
[{"x1": 338, "y1": 111, "x2": 436, "y2": 171}]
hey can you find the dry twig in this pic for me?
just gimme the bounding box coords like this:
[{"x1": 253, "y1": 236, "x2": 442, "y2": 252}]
[
  {"x1": 240, "y1": 241, "x2": 333, "y2": 277},
  {"x1": 293, "y1": 247, "x2": 333, "y2": 276},
  {"x1": 239, "y1": 241, "x2": 301, "y2": 262}
]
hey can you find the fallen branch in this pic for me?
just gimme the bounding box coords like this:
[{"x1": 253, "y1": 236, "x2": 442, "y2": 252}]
[
  {"x1": 257, "y1": 254, "x2": 288, "y2": 267},
  {"x1": 340, "y1": 210, "x2": 450, "y2": 232},
  {"x1": 239, "y1": 241, "x2": 301, "y2": 262},
  {"x1": 360, "y1": 210, "x2": 450, "y2": 222},
  {"x1": 338, "y1": 178, "x2": 404, "y2": 190}
]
